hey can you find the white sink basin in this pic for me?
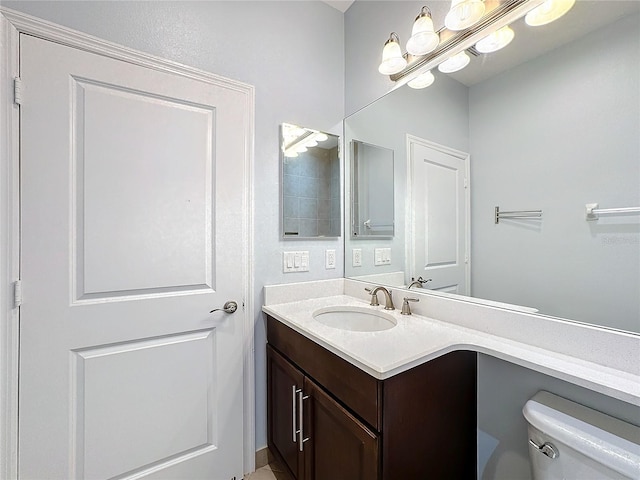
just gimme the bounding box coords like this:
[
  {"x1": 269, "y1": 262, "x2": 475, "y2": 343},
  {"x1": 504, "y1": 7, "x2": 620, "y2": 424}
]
[{"x1": 312, "y1": 306, "x2": 397, "y2": 332}]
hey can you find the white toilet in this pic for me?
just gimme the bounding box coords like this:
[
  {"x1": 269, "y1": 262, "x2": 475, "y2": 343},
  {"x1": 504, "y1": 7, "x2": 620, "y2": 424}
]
[{"x1": 523, "y1": 391, "x2": 640, "y2": 479}]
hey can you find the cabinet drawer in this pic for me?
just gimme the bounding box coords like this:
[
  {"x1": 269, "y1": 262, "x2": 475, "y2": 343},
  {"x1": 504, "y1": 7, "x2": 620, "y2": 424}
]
[{"x1": 267, "y1": 315, "x2": 382, "y2": 430}]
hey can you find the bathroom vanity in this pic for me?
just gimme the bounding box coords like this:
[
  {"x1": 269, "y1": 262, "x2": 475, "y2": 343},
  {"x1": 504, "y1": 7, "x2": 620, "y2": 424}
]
[
  {"x1": 263, "y1": 278, "x2": 640, "y2": 479},
  {"x1": 266, "y1": 315, "x2": 476, "y2": 479}
]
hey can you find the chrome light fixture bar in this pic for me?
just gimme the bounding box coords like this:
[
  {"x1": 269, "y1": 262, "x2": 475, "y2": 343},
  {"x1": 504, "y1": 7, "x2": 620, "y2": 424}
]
[{"x1": 389, "y1": 0, "x2": 546, "y2": 84}]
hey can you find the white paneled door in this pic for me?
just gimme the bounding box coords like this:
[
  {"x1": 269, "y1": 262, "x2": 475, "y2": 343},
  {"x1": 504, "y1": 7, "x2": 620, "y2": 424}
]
[
  {"x1": 19, "y1": 34, "x2": 248, "y2": 479},
  {"x1": 409, "y1": 138, "x2": 469, "y2": 295}
]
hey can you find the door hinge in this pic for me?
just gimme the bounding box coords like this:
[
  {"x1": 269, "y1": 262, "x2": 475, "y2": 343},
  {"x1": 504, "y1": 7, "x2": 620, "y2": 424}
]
[
  {"x1": 13, "y1": 280, "x2": 22, "y2": 308},
  {"x1": 13, "y1": 77, "x2": 23, "y2": 106}
]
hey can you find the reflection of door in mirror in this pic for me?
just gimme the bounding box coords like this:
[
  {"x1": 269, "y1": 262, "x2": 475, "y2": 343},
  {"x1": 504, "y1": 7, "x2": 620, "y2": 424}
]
[
  {"x1": 351, "y1": 140, "x2": 394, "y2": 238},
  {"x1": 281, "y1": 123, "x2": 341, "y2": 238},
  {"x1": 408, "y1": 136, "x2": 470, "y2": 295}
]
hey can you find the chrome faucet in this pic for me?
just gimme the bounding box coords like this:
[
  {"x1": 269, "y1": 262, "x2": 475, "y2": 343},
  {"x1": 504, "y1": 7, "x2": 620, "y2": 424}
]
[
  {"x1": 365, "y1": 286, "x2": 395, "y2": 310},
  {"x1": 408, "y1": 277, "x2": 432, "y2": 289},
  {"x1": 401, "y1": 297, "x2": 419, "y2": 315}
]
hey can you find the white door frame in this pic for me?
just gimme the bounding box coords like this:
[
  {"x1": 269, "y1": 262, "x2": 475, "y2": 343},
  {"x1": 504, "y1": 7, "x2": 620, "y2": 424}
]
[
  {"x1": 0, "y1": 8, "x2": 255, "y2": 478},
  {"x1": 405, "y1": 134, "x2": 471, "y2": 293}
]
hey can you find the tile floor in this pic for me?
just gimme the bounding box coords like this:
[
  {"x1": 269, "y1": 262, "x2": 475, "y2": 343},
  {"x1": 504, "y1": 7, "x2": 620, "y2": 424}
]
[{"x1": 244, "y1": 461, "x2": 293, "y2": 480}]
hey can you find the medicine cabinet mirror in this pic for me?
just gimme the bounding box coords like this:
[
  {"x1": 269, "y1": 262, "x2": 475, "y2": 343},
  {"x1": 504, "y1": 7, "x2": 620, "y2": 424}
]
[
  {"x1": 281, "y1": 123, "x2": 341, "y2": 238},
  {"x1": 350, "y1": 140, "x2": 394, "y2": 239}
]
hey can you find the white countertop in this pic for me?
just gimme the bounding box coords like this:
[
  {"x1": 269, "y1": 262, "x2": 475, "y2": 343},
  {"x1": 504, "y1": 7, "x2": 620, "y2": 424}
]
[{"x1": 263, "y1": 286, "x2": 640, "y2": 407}]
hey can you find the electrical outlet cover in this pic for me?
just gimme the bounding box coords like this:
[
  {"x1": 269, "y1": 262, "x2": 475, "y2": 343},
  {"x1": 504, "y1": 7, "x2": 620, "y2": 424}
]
[
  {"x1": 352, "y1": 248, "x2": 362, "y2": 267},
  {"x1": 325, "y1": 249, "x2": 336, "y2": 269}
]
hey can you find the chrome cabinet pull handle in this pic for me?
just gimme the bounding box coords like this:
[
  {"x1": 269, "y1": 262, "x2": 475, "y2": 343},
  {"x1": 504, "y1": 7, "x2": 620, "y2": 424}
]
[
  {"x1": 209, "y1": 301, "x2": 238, "y2": 314},
  {"x1": 292, "y1": 386, "x2": 299, "y2": 443},
  {"x1": 297, "y1": 390, "x2": 310, "y2": 452}
]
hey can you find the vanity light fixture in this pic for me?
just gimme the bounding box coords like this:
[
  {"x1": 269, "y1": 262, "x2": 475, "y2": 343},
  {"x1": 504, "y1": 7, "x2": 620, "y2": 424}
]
[
  {"x1": 525, "y1": 0, "x2": 575, "y2": 26},
  {"x1": 378, "y1": 32, "x2": 407, "y2": 75},
  {"x1": 380, "y1": 1, "x2": 572, "y2": 88},
  {"x1": 406, "y1": 6, "x2": 440, "y2": 56},
  {"x1": 444, "y1": 0, "x2": 486, "y2": 31},
  {"x1": 437, "y1": 50, "x2": 471, "y2": 73},
  {"x1": 408, "y1": 69, "x2": 435, "y2": 89},
  {"x1": 475, "y1": 25, "x2": 515, "y2": 53}
]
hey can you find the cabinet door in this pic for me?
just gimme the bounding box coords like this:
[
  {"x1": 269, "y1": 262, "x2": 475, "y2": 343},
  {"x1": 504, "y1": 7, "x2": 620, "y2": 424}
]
[
  {"x1": 267, "y1": 346, "x2": 305, "y2": 479},
  {"x1": 304, "y1": 377, "x2": 379, "y2": 480}
]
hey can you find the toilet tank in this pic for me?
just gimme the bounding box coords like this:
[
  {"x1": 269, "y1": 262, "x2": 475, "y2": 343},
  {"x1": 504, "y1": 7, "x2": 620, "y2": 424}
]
[{"x1": 522, "y1": 391, "x2": 640, "y2": 480}]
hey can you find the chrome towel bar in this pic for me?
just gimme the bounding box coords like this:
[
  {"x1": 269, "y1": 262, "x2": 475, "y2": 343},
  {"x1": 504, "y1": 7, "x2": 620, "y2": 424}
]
[
  {"x1": 585, "y1": 203, "x2": 640, "y2": 221},
  {"x1": 495, "y1": 206, "x2": 543, "y2": 224}
]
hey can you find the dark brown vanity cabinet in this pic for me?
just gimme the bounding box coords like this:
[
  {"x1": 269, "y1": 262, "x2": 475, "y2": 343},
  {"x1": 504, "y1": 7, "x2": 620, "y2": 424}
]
[
  {"x1": 266, "y1": 315, "x2": 477, "y2": 480},
  {"x1": 268, "y1": 346, "x2": 379, "y2": 480}
]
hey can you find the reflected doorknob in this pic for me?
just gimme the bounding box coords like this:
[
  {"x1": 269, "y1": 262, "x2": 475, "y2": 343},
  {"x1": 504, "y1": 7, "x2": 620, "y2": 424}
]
[{"x1": 210, "y1": 301, "x2": 238, "y2": 314}]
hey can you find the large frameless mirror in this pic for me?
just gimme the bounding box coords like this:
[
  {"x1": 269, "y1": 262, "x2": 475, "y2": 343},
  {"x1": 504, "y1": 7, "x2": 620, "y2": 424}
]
[
  {"x1": 343, "y1": 1, "x2": 640, "y2": 334},
  {"x1": 281, "y1": 123, "x2": 341, "y2": 238}
]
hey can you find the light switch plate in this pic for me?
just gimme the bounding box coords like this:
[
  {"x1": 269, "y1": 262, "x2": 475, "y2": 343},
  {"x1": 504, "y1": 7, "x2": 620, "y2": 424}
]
[
  {"x1": 283, "y1": 251, "x2": 310, "y2": 273},
  {"x1": 374, "y1": 247, "x2": 392, "y2": 266}
]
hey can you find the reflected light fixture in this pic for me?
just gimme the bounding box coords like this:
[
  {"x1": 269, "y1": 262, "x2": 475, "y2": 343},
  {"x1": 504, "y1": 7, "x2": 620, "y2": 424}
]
[
  {"x1": 314, "y1": 132, "x2": 329, "y2": 142},
  {"x1": 282, "y1": 123, "x2": 330, "y2": 158},
  {"x1": 408, "y1": 69, "x2": 435, "y2": 89},
  {"x1": 475, "y1": 25, "x2": 515, "y2": 53},
  {"x1": 378, "y1": 32, "x2": 407, "y2": 75},
  {"x1": 406, "y1": 6, "x2": 440, "y2": 56},
  {"x1": 445, "y1": 0, "x2": 486, "y2": 31},
  {"x1": 525, "y1": 0, "x2": 575, "y2": 26},
  {"x1": 438, "y1": 50, "x2": 471, "y2": 73}
]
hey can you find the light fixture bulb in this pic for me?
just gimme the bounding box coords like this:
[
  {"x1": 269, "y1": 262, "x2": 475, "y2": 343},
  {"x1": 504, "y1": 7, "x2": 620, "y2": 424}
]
[
  {"x1": 408, "y1": 70, "x2": 435, "y2": 89},
  {"x1": 305, "y1": 140, "x2": 318, "y2": 147},
  {"x1": 295, "y1": 145, "x2": 307, "y2": 153},
  {"x1": 406, "y1": 7, "x2": 440, "y2": 56},
  {"x1": 475, "y1": 25, "x2": 515, "y2": 53},
  {"x1": 445, "y1": 0, "x2": 485, "y2": 31},
  {"x1": 525, "y1": 0, "x2": 575, "y2": 26},
  {"x1": 438, "y1": 51, "x2": 471, "y2": 73},
  {"x1": 284, "y1": 150, "x2": 298, "y2": 158},
  {"x1": 378, "y1": 32, "x2": 407, "y2": 75},
  {"x1": 314, "y1": 132, "x2": 329, "y2": 142}
]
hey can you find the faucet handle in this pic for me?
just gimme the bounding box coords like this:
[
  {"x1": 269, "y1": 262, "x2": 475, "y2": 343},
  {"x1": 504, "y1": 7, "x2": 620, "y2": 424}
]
[
  {"x1": 401, "y1": 297, "x2": 419, "y2": 315},
  {"x1": 364, "y1": 287, "x2": 379, "y2": 306}
]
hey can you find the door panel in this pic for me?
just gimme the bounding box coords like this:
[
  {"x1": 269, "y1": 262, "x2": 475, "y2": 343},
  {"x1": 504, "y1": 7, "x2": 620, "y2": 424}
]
[
  {"x1": 75, "y1": 77, "x2": 214, "y2": 298},
  {"x1": 410, "y1": 140, "x2": 469, "y2": 295},
  {"x1": 19, "y1": 34, "x2": 248, "y2": 479},
  {"x1": 305, "y1": 378, "x2": 379, "y2": 480},
  {"x1": 267, "y1": 346, "x2": 305, "y2": 480},
  {"x1": 75, "y1": 330, "x2": 215, "y2": 479}
]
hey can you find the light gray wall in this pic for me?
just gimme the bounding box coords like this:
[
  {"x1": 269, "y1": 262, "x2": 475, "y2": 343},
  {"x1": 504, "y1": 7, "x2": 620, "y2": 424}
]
[
  {"x1": 469, "y1": 13, "x2": 640, "y2": 332},
  {"x1": 3, "y1": 0, "x2": 345, "y2": 450}
]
